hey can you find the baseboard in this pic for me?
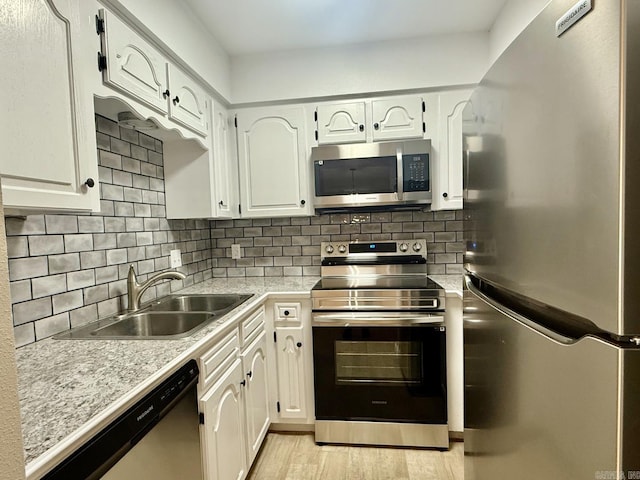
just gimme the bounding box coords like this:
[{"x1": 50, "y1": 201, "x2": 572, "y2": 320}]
[
  {"x1": 269, "y1": 423, "x2": 315, "y2": 433},
  {"x1": 268, "y1": 424, "x2": 463, "y2": 442}
]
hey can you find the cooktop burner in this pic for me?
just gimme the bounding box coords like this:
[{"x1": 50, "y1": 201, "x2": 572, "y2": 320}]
[{"x1": 312, "y1": 276, "x2": 444, "y2": 291}]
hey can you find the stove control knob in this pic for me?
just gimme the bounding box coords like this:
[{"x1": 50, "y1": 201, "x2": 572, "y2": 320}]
[
  {"x1": 325, "y1": 245, "x2": 334, "y2": 254},
  {"x1": 338, "y1": 244, "x2": 347, "y2": 254},
  {"x1": 399, "y1": 243, "x2": 409, "y2": 252},
  {"x1": 413, "y1": 242, "x2": 422, "y2": 252}
]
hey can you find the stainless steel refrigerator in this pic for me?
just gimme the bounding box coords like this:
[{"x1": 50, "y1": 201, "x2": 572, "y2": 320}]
[{"x1": 463, "y1": 0, "x2": 640, "y2": 478}]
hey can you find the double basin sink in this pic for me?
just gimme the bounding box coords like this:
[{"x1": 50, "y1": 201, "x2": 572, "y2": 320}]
[{"x1": 55, "y1": 294, "x2": 253, "y2": 340}]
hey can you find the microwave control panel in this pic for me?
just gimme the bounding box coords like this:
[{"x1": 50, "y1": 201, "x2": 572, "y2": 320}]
[{"x1": 402, "y1": 154, "x2": 429, "y2": 192}]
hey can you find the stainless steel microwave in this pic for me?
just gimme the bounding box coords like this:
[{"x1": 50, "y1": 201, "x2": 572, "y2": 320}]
[{"x1": 311, "y1": 140, "x2": 431, "y2": 210}]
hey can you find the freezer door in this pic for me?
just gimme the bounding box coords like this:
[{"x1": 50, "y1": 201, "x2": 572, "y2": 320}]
[
  {"x1": 462, "y1": 0, "x2": 626, "y2": 334},
  {"x1": 464, "y1": 283, "x2": 630, "y2": 480}
]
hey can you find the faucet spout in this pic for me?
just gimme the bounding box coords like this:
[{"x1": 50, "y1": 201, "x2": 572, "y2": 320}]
[{"x1": 127, "y1": 265, "x2": 186, "y2": 311}]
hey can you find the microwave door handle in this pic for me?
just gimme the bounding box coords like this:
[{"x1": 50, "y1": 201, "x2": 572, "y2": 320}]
[{"x1": 396, "y1": 147, "x2": 404, "y2": 200}]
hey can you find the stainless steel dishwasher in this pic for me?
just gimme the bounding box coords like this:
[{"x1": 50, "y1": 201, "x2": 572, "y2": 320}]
[{"x1": 43, "y1": 360, "x2": 203, "y2": 479}]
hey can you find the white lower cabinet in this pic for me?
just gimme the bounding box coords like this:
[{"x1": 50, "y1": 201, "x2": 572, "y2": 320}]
[
  {"x1": 241, "y1": 332, "x2": 270, "y2": 465},
  {"x1": 268, "y1": 299, "x2": 315, "y2": 426},
  {"x1": 199, "y1": 359, "x2": 247, "y2": 480},
  {"x1": 198, "y1": 307, "x2": 270, "y2": 479},
  {"x1": 274, "y1": 323, "x2": 308, "y2": 420}
]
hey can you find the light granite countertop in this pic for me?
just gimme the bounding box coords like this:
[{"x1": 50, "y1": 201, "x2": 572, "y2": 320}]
[
  {"x1": 428, "y1": 274, "x2": 463, "y2": 297},
  {"x1": 16, "y1": 274, "x2": 461, "y2": 476}
]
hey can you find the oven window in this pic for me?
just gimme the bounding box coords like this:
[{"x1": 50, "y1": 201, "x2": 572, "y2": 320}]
[
  {"x1": 314, "y1": 157, "x2": 397, "y2": 196},
  {"x1": 335, "y1": 340, "x2": 422, "y2": 385},
  {"x1": 313, "y1": 326, "x2": 447, "y2": 424}
]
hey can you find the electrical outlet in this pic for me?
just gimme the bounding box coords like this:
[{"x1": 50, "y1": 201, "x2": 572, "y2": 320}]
[
  {"x1": 170, "y1": 249, "x2": 182, "y2": 268},
  {"x1": 231, "y1": 244, "x2": 242, "y2": 260}
]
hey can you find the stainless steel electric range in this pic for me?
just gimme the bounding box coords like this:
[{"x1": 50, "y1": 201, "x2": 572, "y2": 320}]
[{"x1": 311, "y1": 239, "x2": 448, "y2": 449}]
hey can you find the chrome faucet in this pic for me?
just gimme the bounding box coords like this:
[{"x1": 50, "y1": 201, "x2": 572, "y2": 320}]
[{"x1": 127, "y1": 265, "x2": 186, "y2": 311}]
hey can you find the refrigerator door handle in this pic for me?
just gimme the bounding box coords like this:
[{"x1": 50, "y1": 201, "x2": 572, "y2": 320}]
[{"x1": 465, "y1": 275, "x2": 578, "y2": 345}]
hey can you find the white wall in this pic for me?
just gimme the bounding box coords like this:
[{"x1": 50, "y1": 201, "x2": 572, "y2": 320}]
[
  {"x1": 0, "y1": 190, "x2": 26, "y2": 480},
  {"x1": 113, "y1": 0, "x2": 232, "y2": 102},
  {"x1": 231, "y1": 33, "x2": 489, "y2": 104},
  {"x1": 489, "y1": 0, "x2": 550, "y2": 65}
]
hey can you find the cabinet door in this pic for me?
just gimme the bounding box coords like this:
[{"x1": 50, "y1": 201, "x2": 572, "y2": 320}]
[
  {"x1": 212, "y1": 102, "x2": 238, "y2": 218},
  {"x1": 100, "y1": 9, "x2": 169, "y2": 114},
  {"x1": 200, "y1": 359, "x2": 247, "y2": 480},
  {"x1": 241, "y1": 332, "x2": 270, "y2": 465},
  {"x1": 0, "y1": 0, "x2": 99, "y2": 212},
  {"x1": 433, "y1": 91, "x2": 471, "y2": 210},
  {"x1": 316, "y1": 102, "x2": 366, "y2": 144},
  {"x1": 167, "y1": 64, "x2": 208, "y2": 136},
  {"x1": 274, "y1": 325, "x2": 308, "y2": 419},
  {"x1": 371, "y1": 97, "x2": 424, "y2": 141},
  {"x1": 236, "y1": 106, "x2": 310, "y2": 217}
]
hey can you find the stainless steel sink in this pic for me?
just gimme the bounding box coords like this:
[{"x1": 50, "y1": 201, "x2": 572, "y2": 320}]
[
  {"x1": 149, "y1": 294, "x2": 253, "y2": 313},
  {"x1": 89, "y1": 312, "x2": 213, "y2": 338},
  {"x1": 54, "y1": 293, "x2": 254, "y2": 340}
]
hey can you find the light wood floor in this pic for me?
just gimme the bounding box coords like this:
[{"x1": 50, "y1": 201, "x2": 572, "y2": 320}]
[{"x1": 247, "y1": 433, "x2": 463, "y2": 480}]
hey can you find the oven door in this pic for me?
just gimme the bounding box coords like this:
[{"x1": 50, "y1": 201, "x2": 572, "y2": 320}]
[{"x1": 312, "y1": 317, "x2": 446, "y2": 424}]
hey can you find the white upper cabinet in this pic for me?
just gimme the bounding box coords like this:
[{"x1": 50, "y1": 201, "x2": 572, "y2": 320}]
[
  {"x1": 431, "y1": 90, "x2": 472, "y2": 211},
  {"x1": 212, "y1": 101, "x2": 239, "y2": 218},
  {"x1": 371, "y1": 96, "x2": 425, "y2": 141},
  {"x1": 167, "y1": 64, "x2": 208, "y2": 135},
  {"x1": 316, "y1": 102, "x2": 366, "y2": 144},
  {"x1": 98, "y1": 8, "x2": 208, "y2": 137},
  {"x1": 314, "y1": 96, "x2": 425, "y2": 145},
  {"x1": 164, "y1": 99, "x2": 238, "y2": 219},
  {"x1": 0, "y1": 0, "x2": 99, "y2": 213},
  {"x1": 236, "y1": 106, "x2": 311, "y2": 217},
  {"x1": 100, "y1": 9, "x2": 169, "y2": 114}
]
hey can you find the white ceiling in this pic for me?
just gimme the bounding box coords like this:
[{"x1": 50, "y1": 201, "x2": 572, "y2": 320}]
[{"x1": 183, "y1": 0, "x2": 509, "y2": 56}]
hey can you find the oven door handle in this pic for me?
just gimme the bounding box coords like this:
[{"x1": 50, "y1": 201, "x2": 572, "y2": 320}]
[{"x1": 311, "y1": 313, "x2": 445, "y2": 327}]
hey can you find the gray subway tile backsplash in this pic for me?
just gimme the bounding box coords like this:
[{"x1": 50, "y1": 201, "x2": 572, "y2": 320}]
[
  {"x1": 34, "y1": 312, "x2": 70, "y2": 341},
  {"x1": 31, "y1": 274, "x2": 67, "y2": 299},
  {"x1": 45, "y1": 215, "x2": 79, "y2": 234},
  {"x1": 13, "y1": 297, "x2": 52, "y2": 325},
  {"x1": 9, "y1": 257, "x2": 48, "y2": 281},
  {"x1": 6, "y1": 115, "x2": 213, "y2": 347},
  {"x1": 6, "y1": 114, "x2": 464, "y2": 347},
  {"x1": 208, "y1": 208, "x2": 464, "y2": 278}
]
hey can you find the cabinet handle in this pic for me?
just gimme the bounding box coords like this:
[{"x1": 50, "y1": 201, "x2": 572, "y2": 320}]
[
  {"x1": 240, "y1": 380, "x2": 246, "y2": 387},
  {"x1": 247, "y1": 371, "x2": 252, "y2": 378},
  {"x1": 373, "y1": 123, "x2": 380, "y2": 130},
  {"x1": 219, "y1": 200, "x2": 225, "y2": 207},
  {"x1": 300, "y1": 200, "x2": 306, "y2": 206},
  {"x1": 296, "y1": 342, "x2": 302, "y2": 348},
  {"x1": 84, "y1": 178, "x2": 95, "y2": 188},
  {"x1": 162, "y1": 89, "x2": 170, "y2": 99},
  {"x1": 173, "y1": 96, "x2": 180, "y2": 105},
  {"x1": 359, "y1": 124, "x2": 364, "y2": 132},
  {"x1": 284, "y1": 310, "x2": 290, "y2": 316},
  {"x1": 443, "y1": 192, "x2": 448, "y2": 198}
]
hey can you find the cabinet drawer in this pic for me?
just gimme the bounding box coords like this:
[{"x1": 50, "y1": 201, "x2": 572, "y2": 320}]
[
  {"x1": 275, "y1": 303, "x2": 300, "y2": 322},
  {"x1": 199, "y1": 329, "x2": 240, "y2": 391},
  {"x1": 241, "y1": 306, "x2": 265, "y2": 347}
]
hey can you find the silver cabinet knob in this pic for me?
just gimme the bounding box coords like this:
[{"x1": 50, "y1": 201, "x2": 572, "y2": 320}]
[
  {"x1": 413, "y1": 242, "x2": 422, "y2": 252},
  {"x1": 399, "y1": 243, "x2": 409, "y2": 252}
]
